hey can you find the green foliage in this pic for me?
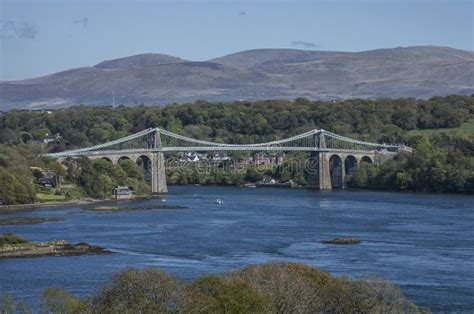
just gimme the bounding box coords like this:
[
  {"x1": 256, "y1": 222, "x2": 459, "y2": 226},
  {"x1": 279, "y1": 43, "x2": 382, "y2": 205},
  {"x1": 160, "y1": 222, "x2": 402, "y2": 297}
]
[
  {"x1": 181, "y1": 275, "x2": 267, "y2": 313},
  {"x1": 408, "y1": 118, "x2": 474, "y2": 137},
  {"x1": 32, "y1": 262, "x2": 424, "y2": 313},
  {"x1": 36, "y1": 193, "x2": 66, "y2": 203},
  {"x1": 90, "y1": 268, "x2": 178, "y2": 313},
  {"x1": 63, "y1": 185, "x2": 85, "y2": 200},
  {"x1": 0, "y1": 146, "x2": 36, "y2": 205},
  {"x1": 71, "y1": 158, "x2": 150, "y2": 199},
  {"x1": 1, "y1": 95, "x2": 473, "y2": 196},
  {"x1": 41, "y1": 288, "x2": 87, "y2": 313},
  {"x1": 347, "y1": 133, "x2": 474, "y2": 193},
  {"x1": 0, "y1": 233, "x2": 29, "y2": 246},
  {"x1": 119, "y1": 159, "x2": 144, "y2": 180},
  {"x1": 0, "y1": 144, "x2": 151, "y2": 204},
  {"x1": 0, "y1": 292, "x2": 32, "y2": 314},
  {"x1": 1, "y1": 95, "x2": 472, "y2": 149}
]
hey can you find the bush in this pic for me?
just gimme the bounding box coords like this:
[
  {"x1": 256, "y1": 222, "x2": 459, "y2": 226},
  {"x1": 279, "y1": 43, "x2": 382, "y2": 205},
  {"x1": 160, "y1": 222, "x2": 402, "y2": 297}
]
[
  {"x1": 180, "y1": 275, "x2": 267, "y2": 313},
  {"x1": 0, "y1": 233, "x2": 29, "y2": 246},
  {"x1": 35, "y1": 263, "x2": 424, "y2": 313},
  {"x1": 41, "y1": 288, "x2": 86, "y2": 313},
  {"x1": 90, "y1": 268, "x2": 178, "y2": 313},
  {"x1": 0, "y1": 292, "x2": 31, "y2": 314},
  {"x1": 347, "y1": 134, "x2": 474, "y2": 193}
]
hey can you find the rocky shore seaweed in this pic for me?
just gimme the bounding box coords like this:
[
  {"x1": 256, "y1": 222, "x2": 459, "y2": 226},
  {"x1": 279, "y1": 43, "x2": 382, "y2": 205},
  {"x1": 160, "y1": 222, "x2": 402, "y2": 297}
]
[
  {"x1": 0, "y1": 233, "x2": 110, "y2": 259},
  {"x1": 0, "y1": 217, "x2": 64, "y2": 225}
]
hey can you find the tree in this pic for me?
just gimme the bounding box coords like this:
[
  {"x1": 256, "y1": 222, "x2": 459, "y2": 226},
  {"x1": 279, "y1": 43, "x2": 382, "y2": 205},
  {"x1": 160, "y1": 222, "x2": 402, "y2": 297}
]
[
  {"x1": 90, "y1": 268, "x2": 178, "y2": 313},
  {"x1": 119, "y1": 159, "x2": 144, "y2": 180},
  {"x1": 0, "y1": 169, "x2": 17, "y2": 204},
  {"x1": 41, "y1": 288, "x2": 86, "y2": 313},
  {"x1": 0, "y1": 128, "x2": 17, "y2": 144},
  {"x1": 180, "y1": 276, "x2": 267, "y2": 313}
]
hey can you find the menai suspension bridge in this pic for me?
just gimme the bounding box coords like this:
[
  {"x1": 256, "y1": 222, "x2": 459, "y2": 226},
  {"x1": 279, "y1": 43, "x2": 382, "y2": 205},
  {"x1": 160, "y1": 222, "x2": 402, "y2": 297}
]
[{"x1": 47, "y1": 127, "x2": 410, "y2": 193}]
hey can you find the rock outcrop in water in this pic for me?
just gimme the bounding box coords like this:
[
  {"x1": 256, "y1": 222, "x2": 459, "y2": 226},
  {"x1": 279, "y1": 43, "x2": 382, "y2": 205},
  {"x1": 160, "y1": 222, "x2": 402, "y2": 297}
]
[
  {"x1": 0, "y1": 233, "x2": 110, "y2": 258},
  {"x1": 321, "y1": 237, "x2": 362, "y2": 244},
  {"x1": 0, "y1": 217, "x2": 64, "y2": 225}
]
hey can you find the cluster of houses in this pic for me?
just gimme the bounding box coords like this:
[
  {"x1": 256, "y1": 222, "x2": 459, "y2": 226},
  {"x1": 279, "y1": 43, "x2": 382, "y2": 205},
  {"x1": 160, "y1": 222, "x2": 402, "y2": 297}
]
[
  {"x1": 30, "y1": 166, "x2": 134, "y2": 200},
  {"x1": 22, "y1": 132, "x2": 64, "y2": 147},
  {"x1": 177, "y1": 152, "x2": 284, "y2": 166},
  {"x1": 177, "y1": 152, "x2": 231, "y2": 162}
]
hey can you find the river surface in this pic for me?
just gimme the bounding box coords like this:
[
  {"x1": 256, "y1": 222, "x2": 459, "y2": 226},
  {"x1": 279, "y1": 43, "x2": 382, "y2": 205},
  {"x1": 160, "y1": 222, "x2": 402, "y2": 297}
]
[{"x1": 1, "y1": 186, "x2": 473, "y2": 312}]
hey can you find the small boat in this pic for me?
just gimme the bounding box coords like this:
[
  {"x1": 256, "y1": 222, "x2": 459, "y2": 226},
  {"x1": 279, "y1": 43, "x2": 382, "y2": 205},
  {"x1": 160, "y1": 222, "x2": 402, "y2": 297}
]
[{"x1": 215, "y1": 199, "x2": 224, "y2": 205}]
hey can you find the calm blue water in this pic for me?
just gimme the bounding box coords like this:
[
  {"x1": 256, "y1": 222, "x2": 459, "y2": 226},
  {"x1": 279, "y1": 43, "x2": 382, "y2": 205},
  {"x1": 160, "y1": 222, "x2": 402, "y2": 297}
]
[{"x1": 1, "y1": 186, "x2": 473, "y2": 312}]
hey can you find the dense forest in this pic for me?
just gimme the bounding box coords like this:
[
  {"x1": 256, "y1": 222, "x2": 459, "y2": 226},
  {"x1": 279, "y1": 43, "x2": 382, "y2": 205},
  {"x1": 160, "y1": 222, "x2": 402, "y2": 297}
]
[
  {"x1": 1, "y1": 95, "x2": 472, "y2": 147},
  {"x1": 0, "y1": 95, "x2": 473, "y2": 204}
]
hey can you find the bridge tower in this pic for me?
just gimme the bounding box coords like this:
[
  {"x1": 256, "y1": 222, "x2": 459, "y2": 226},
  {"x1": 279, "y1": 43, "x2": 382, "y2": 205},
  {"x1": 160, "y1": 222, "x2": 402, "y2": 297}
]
[
  {"x1": 308, "y1": 131, "x2": 332, "y2": 190},
  {"x1": 150, "y1": 129, "x2": 168, "y2": 193},
  {"x1": 318, "y1": 131, "x2": 332, "y2": 190}
]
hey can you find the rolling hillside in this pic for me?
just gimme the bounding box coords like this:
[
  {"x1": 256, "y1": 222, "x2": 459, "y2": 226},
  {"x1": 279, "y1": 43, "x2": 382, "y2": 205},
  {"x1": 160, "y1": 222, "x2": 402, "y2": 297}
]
[{"x1": 1, "y1": 46, "x2": 473, "y2": 109}]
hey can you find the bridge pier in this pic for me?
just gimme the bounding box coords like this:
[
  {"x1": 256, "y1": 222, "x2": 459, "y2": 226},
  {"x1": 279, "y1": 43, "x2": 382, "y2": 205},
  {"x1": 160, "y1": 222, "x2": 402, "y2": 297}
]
[
  {"x1": 308, "y1": 132, "x2": 332, "y2": 190},
  {"x1": 319, "y1": 152, "x2": 332, "y2": 190},
  {"x1": 151, "y1": 152, "x2": 167, "y2": 194},
  {"x1": 308, "y1": 152, "x2": 332, "y2": 190},
  {"x1": 150, "y1": 130, "x2": 167, "y2": 194}
]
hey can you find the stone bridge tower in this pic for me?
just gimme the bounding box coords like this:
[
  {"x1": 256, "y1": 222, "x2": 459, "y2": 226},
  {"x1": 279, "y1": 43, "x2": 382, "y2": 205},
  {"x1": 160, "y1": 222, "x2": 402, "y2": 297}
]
[
  {"x1": 308, "y1": 131, "x2": 332, "y2": 190},
  {"x1": 150, "y1": 129, "x2": 167, "y2": 194}
]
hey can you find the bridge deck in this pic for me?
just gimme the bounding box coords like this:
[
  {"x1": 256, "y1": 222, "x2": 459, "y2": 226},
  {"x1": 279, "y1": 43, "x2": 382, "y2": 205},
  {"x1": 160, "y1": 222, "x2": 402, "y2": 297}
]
[
  {"x1": 51, "y1": 147, "x2": 397, "y2": 158},
  {"x1": 45, "y1": 127, "x2": 406, "y2": 158}
]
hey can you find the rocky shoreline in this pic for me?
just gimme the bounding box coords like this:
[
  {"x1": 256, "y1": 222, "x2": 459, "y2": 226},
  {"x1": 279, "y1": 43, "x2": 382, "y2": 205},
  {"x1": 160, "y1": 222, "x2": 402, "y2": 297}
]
[
  {"x1": 0, "y1": 240, "x2": 110, "y2": 259},
  {"x1": 0, "y1": 198, "x2": 107, "y2": 214},
  {"x1": 0, "y1": 195, "x2": 169, "y2": 214},
  {"x1": 0, "y1": 217, "x2": 65, "y2": 225}
]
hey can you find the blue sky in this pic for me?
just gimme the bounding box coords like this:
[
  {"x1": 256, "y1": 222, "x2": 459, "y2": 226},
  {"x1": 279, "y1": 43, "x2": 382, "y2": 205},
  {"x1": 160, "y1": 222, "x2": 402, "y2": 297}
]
[{"x1": 1, "y1": 0, "x2": 472, "y2": 80}]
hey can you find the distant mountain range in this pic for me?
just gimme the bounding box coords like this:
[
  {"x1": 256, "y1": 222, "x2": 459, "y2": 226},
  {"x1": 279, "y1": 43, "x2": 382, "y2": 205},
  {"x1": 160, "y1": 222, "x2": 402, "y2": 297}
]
[{"x1": 1, "y1": 46, "x2": 473, "y2": 110}]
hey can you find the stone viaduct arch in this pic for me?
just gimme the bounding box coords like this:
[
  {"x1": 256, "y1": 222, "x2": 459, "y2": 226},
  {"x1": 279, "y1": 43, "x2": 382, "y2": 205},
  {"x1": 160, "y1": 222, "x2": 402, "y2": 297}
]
[{"x1": 315, "y1": 152, "x2": 378, "y2": 190}]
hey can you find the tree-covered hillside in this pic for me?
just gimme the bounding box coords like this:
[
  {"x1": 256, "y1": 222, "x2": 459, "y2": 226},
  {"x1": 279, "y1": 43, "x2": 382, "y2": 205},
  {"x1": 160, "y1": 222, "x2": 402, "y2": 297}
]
[
  {"x1": 1, "y1": 95, "x2": 473, "y2": 148},
  {"x1": 0, "y1": 95, "x2": 472, "y2": 203}
]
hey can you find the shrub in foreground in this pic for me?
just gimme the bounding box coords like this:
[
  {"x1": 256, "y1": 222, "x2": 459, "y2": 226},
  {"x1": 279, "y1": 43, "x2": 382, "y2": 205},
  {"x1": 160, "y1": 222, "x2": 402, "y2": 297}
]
[{"x1": 1, "y1": 262, "x2": 427, "y2": 313}]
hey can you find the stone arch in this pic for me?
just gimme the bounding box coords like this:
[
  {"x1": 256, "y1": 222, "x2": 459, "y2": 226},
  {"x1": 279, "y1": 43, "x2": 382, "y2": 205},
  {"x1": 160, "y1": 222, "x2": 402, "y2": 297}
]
[
  {"x1": 117, "y1": 156, "x2": 131, "y2": 164},
  {"x1": 361, "y1": 156, "x2": 373, "y2": 164},
  {"x1": 344, "y1": 155, "x2": 358, "y2": 176},
  {"x1": 329, "y1": 154, "x2": 344, "y2": 189},
  {"x1": 101, "y1": 157, "x2": 113, "y2": 163},
  {"x1": 136, "y1": 155, "x2": 152, "y2": 182}
]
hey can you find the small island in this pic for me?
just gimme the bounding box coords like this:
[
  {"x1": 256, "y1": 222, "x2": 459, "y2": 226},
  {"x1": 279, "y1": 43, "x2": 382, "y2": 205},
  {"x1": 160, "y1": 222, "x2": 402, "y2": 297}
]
[
  {"x1": 0, "y1": 233, "x2": 110, "y2": 259},
  {"x1": 321, "y1": 237, "x2": 362, "y2": 245}
]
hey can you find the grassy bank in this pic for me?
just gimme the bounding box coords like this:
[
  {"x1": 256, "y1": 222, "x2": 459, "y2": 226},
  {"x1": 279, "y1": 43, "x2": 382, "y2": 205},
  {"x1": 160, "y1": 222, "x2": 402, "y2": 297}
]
[{"x1": 408, "y1": 118, "x2": 474, "y2": 136}]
